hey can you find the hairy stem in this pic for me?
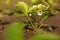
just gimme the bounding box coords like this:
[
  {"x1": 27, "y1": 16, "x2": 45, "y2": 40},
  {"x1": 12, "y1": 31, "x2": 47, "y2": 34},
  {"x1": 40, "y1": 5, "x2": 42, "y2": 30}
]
[
  {"x1": 39, "y1": 15, "x2": 48, "y2": 28},
  {"x1": 27, "y1": 16, "x2": 35, "y2": 30},
  {"x1": 34, "y1": 14, "x2": 38, "y2": 31}
]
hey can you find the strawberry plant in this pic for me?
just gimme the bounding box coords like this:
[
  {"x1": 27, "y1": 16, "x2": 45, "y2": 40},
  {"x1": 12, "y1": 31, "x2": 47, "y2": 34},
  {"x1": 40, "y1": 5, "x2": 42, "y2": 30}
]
[{"x1": 15, "y1": 1, "x2": 54, "y2": 31}]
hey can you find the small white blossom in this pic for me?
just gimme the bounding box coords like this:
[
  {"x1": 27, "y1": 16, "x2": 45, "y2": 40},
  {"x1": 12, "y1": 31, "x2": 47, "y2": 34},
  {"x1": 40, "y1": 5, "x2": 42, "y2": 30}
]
[
  {"x1": 32, "y1": 5, "x2": 37, "y2": 8},
  {"x1": 38, "y1": 4, "x2": 46, "y2": 8},
  {"x1": 37, "y1": 11, "x2": 42, "y2": 16},
  {"x1": 38, "y1": 4, "x2": 49, "y2": 11},
  {"x1": 38, "y1": 12, "x2": 42, "y2": 16}
]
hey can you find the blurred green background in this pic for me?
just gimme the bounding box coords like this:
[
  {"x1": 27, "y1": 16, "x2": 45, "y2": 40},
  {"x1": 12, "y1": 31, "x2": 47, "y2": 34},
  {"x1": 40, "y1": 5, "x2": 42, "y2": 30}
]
[{"x1": 0, "y1": 0, "x2": 60, "y2": 10}]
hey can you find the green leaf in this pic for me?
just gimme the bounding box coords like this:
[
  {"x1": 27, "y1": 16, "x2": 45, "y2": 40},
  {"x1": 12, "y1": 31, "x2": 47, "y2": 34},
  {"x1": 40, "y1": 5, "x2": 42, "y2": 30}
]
[
  {"x1": 42, "y1": 7, "x2": 54, "y2": 20},
  {"x1": 13, "y1": 13, "x2": 21, "y2": 18},
  {"x1": 5, "y1": 22, "x2": 25, "y2": 40},
  {"x1": 3, "y1": 9, "x2": 13, "y2": 15},
  {"x1": 13, "y1": 13, "x2": 25, "y2": 18},
  {"x1": 56, "y1": 8, "x2": 60, "y2": 12},
  {"x1": 31, "y1": 0, "x2": 40, "y2": 5},
  {"x1": 29, "y1": 32, "x2": 60, "y2": 40},
  {"x1": 41, "y1": 0, "x2": 54, "y2": 6},
  {"x1": 29, "y1": 5, "x2": 37, "y2": 13},
  {"x1": 38, "y1": 4, "x2": 46, "y2": 11},
  {"x1": 47, "y1": 0, "x2": 54, "y2": 6},
  {"x1": 41, "y1": 0, "x2": 49, "y2": 6},
  {"x1": 15, "y1": 2, "x2": 28, "y2": 16}
]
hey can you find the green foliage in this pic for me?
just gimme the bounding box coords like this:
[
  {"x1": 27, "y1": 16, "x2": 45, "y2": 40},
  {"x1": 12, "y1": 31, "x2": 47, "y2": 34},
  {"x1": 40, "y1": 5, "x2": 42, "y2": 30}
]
[
  {"x1": 31, "y1": 0, "x2": 54, "y2": 6},
  {"x1": 15, "y1": 2, "x2": 28, "y2": 16},
  {"x1": 5, "y1": 22, "x2": 25, "y2": 40},
  {"x1": 31, "y1": 0, "x2": 40, "y2": 5},
  {"x1": 13, "y1": 13, "x2": 25, "y2": 18},
  {"x1": 29, "y1": 31, "x2": 60, "y2": 40},
  {"x1": 3, "y1": 9, "x2": 13, "y2": 15},
  {"x1": 5, "y1": 0, "x2": 11, "y2": 5},
  {"x1": 47, "y1": 0, "x2": 54, "y2": 6},
  {"x1": 13, "y1": 13, "x2": 21, "y2": 18},
  {"x1": 25, "y1": 3, "x2": 54, "y2": 31},
  {"x1": 14, "y1": 0, "x2": 55, "y2": 31},
  {"x1": 56, "y1": 8, "x2": 60, "y2": 12},
  {"x1": 38, "y1": 4, "x2": 46, "y2": 11},
  {"x1": 29, "y1": 5, "x2": 37, "y2": 13},
  {"x1": 42, "y1": 7, "x2": 54, "y2": 20}
]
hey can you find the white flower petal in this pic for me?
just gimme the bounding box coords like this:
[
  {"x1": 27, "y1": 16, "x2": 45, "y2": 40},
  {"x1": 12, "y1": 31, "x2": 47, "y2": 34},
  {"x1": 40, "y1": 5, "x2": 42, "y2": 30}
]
[
  {"x1": 32, "y1": 5, "x2": 37, "y2": 8},
  {"x1": 38, "y1": 12, "x2": 42, "y2": 16},
  {"x1": 38, "y1": 4, "x2": 46, "y2": 8}
]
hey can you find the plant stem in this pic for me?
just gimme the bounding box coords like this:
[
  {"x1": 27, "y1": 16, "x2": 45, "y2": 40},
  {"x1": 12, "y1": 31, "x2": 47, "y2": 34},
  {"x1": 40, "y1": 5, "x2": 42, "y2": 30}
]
[
  {"x1": 39, "y1": 16, "x2": 48, "y2": 28},
  {"x1": 39, "y1": 24, "x2": 43, "y2": 29},
  {"x1": 27, "y1": 16, "x2": 35, "y2": 30},
  {"x1": 34, "y1": 14, "x2": 38, "y2": 31}
]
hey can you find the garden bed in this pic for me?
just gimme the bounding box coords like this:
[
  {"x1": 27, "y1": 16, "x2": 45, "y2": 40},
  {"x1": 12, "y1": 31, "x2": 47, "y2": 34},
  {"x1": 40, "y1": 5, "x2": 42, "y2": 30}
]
[
  {"x1": 0, "y1": 12, "x2": 60, "y2": 40},
  {"x1": 0, "y1": 0, "x2": 60, "y2": 40}
]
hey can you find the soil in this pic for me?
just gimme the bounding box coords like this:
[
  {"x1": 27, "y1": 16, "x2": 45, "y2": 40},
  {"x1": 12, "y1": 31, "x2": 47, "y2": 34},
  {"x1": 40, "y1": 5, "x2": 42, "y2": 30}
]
[
  {"x1": 0, "y1": 0, "x2": 60, "y2": 40},
  {"x1": 0, "y1": 12, "x2": 60, "y2": 40}
]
